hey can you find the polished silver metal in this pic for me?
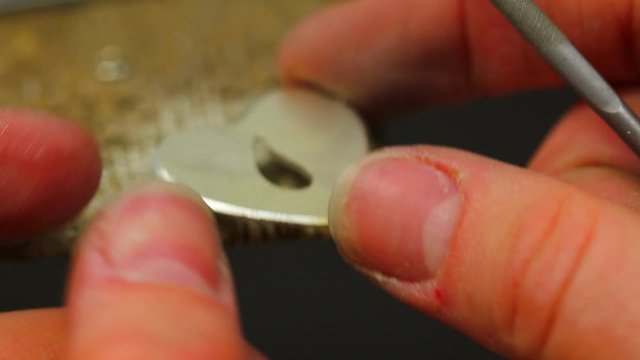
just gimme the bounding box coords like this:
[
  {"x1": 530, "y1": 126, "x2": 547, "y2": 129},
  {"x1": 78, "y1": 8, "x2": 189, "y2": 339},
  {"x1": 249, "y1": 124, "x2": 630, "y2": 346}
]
[
  {"x1": 0, "y1": 0, "x2": 84, "y2": 13},
  {"x1": 492, "y1": 0, "x2": 640, "y2": 157},
  {"x1": 155, "y1": 89, "x2": 369, "y2": 237}
]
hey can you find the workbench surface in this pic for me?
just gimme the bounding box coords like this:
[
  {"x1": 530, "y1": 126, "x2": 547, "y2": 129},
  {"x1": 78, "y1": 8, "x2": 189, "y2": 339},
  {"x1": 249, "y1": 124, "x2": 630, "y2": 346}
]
[{"x1": 0, "y1": 0, "x2": 331, "y2": 257}]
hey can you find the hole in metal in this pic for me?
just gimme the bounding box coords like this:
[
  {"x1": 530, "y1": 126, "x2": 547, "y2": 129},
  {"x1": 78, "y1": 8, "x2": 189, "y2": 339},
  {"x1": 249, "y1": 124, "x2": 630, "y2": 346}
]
[{"x1": 253, "y1": 137, "x2": 312, "y2": 189}]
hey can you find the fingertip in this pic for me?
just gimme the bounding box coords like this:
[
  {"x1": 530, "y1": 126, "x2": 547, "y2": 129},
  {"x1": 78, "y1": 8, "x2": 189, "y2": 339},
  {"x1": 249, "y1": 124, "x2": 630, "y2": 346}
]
[
  {"x1": 329, "y1": 149, "x2": 461, "y2": 282},
  {"x1": 278, "y1": 1, "x2": 404, "y2": 106},
  {"x1": 0, "y1": 109, "x2": 101, "y2": 239},
  {"x1": 278, "y1": 0, "x2": 472, "y2": 113},
  {"x1": 71, "y1": 181, "x2": 228, "y2": 304},
  {"x1": 277, "y1": 2, "x2": 351, "y2": 94},
  {"x1": 67, "y1": 182, "x2": 245, "y2": 359},
  {"x1": 530, "y1": 91, "x2": 640, "y2": 176}
]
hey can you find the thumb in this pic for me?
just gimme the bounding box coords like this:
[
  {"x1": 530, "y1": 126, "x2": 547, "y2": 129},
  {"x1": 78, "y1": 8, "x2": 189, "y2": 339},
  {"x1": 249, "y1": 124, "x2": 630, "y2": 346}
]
[
  {"x1": 329, "y1": 146, "x2": 640, "y2": 359},
  {"x1": 66, "y1": 183, "x2": 253, "y2": 359}
]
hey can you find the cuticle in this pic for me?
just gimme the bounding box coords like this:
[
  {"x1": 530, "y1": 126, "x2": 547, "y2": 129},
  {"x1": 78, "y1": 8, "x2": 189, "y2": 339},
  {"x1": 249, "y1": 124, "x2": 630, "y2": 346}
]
[
  {"x1": 411, "y1": 154, "x2": 463, "y2": 184},
  {"x1": 367, "y1": 148, "x2": 463, "y2": 184}
]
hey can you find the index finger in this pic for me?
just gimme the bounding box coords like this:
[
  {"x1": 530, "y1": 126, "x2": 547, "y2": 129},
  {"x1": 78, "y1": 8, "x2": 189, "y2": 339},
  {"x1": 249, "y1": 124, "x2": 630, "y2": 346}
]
[
  {"x1": 279, "y1": 0, "x2": 638, "y2": 114},
  {"x1": 0, "y1": 110, "x2": 101, "y2": 241}
]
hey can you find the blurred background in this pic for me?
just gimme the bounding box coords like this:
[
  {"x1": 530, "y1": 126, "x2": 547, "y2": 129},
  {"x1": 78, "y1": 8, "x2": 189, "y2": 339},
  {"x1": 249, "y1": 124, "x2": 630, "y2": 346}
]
[{"x1": 0, "y1": 0, "x2": 577, "y2": 358}]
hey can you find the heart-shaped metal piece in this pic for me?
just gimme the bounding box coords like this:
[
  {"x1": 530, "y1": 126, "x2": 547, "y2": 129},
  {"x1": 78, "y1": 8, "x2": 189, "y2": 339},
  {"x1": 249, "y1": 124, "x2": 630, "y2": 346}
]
[{"x1": 154, "y1": 89, "x2": 369, "y2": 241}]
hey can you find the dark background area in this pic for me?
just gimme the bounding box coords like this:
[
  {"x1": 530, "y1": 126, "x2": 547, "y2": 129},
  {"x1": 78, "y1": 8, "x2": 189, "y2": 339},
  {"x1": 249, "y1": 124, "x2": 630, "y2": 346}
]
[{"x1": 1, "y1": 89, "x2": 576, "y2": 359}]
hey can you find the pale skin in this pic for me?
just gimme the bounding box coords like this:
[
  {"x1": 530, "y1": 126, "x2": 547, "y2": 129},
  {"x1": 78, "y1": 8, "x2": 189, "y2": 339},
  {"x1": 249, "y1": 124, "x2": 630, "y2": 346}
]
[{"x1": 1, "y1": 0, "x2": 640, "y2": 358}]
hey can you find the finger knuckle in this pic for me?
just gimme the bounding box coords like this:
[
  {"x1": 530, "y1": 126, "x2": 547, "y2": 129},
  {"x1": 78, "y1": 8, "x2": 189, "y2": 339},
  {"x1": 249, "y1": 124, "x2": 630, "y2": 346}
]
[{"x1": 504, "y1": 191, "x2": 603, "y2": 357}]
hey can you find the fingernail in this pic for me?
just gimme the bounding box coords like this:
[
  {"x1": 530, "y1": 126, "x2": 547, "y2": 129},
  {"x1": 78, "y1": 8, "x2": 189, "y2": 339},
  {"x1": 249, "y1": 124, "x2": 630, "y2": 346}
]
[
  {"x1": 329, "y1": 155, "x2": 461, "y2": 281},
  {"x1": 83, "y1": 182, "x2": 231, "y2": 301}
]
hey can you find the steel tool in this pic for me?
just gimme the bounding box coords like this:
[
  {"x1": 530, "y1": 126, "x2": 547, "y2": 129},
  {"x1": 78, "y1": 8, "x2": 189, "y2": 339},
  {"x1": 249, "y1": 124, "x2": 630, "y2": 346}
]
[{"x1": 491, "y1": 0, "x2": 640, "y2": 157}]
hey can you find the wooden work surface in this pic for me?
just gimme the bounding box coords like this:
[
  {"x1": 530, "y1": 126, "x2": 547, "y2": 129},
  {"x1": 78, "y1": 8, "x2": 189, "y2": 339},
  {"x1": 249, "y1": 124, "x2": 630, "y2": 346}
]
[{"x1": 0, "y1": 0, "x2": 332, "y2": 258}]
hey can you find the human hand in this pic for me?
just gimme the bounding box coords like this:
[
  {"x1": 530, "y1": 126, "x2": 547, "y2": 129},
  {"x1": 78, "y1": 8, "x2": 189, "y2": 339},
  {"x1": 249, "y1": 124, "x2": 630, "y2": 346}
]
[
  {"x1": 279, "y1": 1, "x2": 640, "y2": 359},
  {"x1": 0, "y1": 109, "x2": 99, "y2": 357},
  {"x1": 0, "y1": 113, "x2": 261, "y2": 359}
]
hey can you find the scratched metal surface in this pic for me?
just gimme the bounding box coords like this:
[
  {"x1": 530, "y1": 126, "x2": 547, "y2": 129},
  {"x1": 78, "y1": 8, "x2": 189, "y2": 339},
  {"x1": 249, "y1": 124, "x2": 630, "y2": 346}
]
[{"x1": 0, "y1": 0, "x2": 332, "y2": 258}]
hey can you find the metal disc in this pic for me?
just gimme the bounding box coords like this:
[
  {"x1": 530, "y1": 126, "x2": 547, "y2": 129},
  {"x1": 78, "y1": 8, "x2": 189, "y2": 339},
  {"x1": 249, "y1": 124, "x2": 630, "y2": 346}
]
[{"x1": 154, "y1": 89, "x2": 369, "y2": 240}]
